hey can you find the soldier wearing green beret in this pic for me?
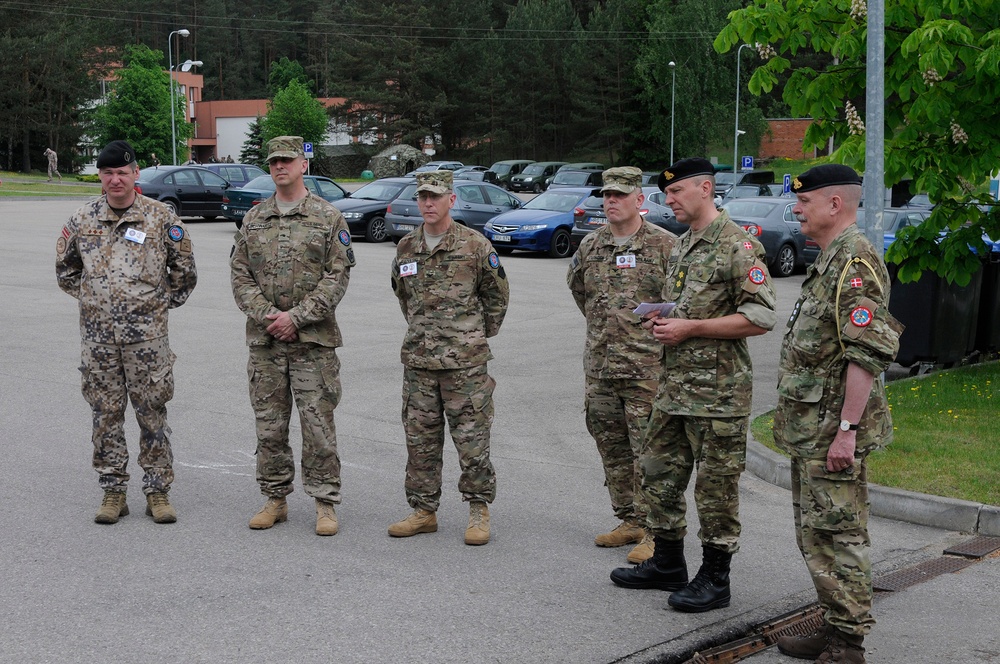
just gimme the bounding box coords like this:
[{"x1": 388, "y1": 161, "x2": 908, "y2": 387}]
[
  {"x1": 567, "y1": 166, "x2": 676, "y2": 564},
  {"x1": 774, "y1": 164, "x2": 903, "y2": 664},
  {"x1": 611, "y1": 157, "x2": 777, "y2": 614},
  {"x1": 231, "y1": 136, "x2": 356, "y2": 537},
  {"x1": 388, "y1": 170, "x2": 509, "y2": 546}
]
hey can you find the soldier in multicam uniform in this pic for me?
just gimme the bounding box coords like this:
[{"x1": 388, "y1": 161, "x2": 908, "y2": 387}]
[
  {"x1": 44, "y1": 147, "x2": 61, "y2": 183},
  {"x1": 611, "y1": 158, "x2": 776, "y2": 613},
  {"x1": 774, "y1": 165, "x2": 902, "y2": 664},
  {"x1": 230, "y1": 136, "x2": 355, "y2": 537},
  {"x1": 56, "y1": 139, "x2": 197, "y2": 525},
  {"x1": 567, "y1": 166, "x2": 676, "y2": 564},
  {"x1": 387, "y1": 170, "x2": 509, "y2": 546}
]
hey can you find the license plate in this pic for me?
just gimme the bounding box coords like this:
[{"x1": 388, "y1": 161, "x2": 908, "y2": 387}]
[
  {"x1": 587, "y1": 216, "x2": 607, "y2": 226},
  {"x1": 491, "y1": 234, "x2": 512, "y2": 242},
  {"x1": 234, "y1": 209, "x2": 245, "y2": 217},
  {"x1": 396, "y1": 224, "x2": 416, "y2": 232}
]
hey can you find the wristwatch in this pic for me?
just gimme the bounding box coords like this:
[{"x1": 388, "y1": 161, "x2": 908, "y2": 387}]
[{"x1": 839, "y1": 419, "x2": 859, "y2": 432}]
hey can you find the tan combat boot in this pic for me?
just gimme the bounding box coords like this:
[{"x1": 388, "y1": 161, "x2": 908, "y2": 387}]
[
  {"x1": 315, "y1": 500, "x2": 339, "y2": 536},
  {"x1": 816, "y1": 631, "x2": 866, "y2": 663},
  {"x1": 388, "y1": 508, "x2": 438, "y2": 537},
  {"x1": 249, "y1": 497, "x2": 288, "y2": 529},
  {"x1": 145, "y1": 492, "x2": 177, "y2": 523},
  {"x1": 777, "y1": 623, "x2": 834, "y2": 659},
  {"x1": 95, "y1": 491, "x2": 129, "y2": 524},
  {"x1": 627, "y1": 532, "x2": 655, "y2": 564},
  {"x1": 465, "y1": 501, "x2": 490, "y2": 546},
  {"x1": 595, "y1": 520, "x2": 645, "y2": 547}
]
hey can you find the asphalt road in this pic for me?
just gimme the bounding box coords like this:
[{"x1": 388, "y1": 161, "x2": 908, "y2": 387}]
[{"x1": 0, "y1": 198, "x2": 967, "y2": 663}]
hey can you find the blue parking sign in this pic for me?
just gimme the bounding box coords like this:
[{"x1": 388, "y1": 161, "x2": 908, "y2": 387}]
[
  {"x1": 783, "y1": 173, "x2": 791, "y2": 194},
  {"x1": 741, "y1": 156, "x2": 754, "y2": 170},
  {"x1": 303, "y1": 142, "x2": 314, "y2": 159}
]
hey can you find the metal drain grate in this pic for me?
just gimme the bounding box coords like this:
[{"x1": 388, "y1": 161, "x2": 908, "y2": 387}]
[
  {"x1": 943, "y1": 536, "x2": 1000, "y2": 559},
  {"x1": 681, "y1": 606, "x2": 824, "y2": 663},
  {"x1": 873, "y1": 556, "x2": 973, "y2": 592}
]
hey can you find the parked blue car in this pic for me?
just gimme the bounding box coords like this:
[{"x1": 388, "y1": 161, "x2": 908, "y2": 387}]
[{"x1": 483, "y1": 187, "x2": 593, "y2": 258}]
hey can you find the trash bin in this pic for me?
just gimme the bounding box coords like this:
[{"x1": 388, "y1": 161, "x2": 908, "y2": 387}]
[
  {"x1": 889, "y1": 266, "x2": 983, "y2": 367},
  {"x1": 361, "y1": 170, "x2": 374, "y2": 180},
  {"x1": 974, "y1": 240, "x2": 1000, "y2": 353}
]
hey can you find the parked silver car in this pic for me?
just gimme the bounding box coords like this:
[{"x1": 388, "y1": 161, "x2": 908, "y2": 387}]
[{"x1": 721, "y1": 196, "x2": 817, "y2": 277}]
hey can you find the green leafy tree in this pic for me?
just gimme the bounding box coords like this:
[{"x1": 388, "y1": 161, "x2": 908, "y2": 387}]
[
  {"x1": 239, "y1": 117, "x2": 266, "y2": 168},
  {"x1": 260, "y1": 80, "x2": 329, "y2": 148},
  {"x1": 716, "y1": 0, "x2": 1000, "y2": 284},
  {"x1": 91, "y1": 44, "x2": 191, "y2": 166},
  {"x1": 268, "y1": 57, "x2": 310, "y2": 97}
]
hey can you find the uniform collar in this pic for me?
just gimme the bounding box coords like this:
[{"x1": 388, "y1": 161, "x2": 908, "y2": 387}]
[{"x1": 814, "y1": 224, "x2": 863, "y2": 275}]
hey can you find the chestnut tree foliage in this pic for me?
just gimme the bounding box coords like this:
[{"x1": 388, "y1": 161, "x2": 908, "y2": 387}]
[{"x1": 716, "y1": 0, "x2": 1000, "y2": 284}]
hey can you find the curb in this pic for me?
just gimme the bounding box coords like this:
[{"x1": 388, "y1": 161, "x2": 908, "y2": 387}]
[{"x1": 747, "y1": 436, "x2": 1000, "y2": 537}]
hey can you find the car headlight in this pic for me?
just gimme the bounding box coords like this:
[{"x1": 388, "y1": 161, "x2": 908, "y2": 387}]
[
  {"x1": 484, "y1": 221, "x2": 495, "y2": 231},
  {"x1": 520, "y1": 224, "x2": 547, "y2": 231},
  {"x1": 342, "y1": 212, "x2": 363, "y2": 220},
  {"x1": 523, "y1": 177, "x2": 534, "y2": 182}
]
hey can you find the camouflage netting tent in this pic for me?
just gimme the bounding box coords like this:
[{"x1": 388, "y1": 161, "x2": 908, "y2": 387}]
[{"x1": 367, "y1": 144, "x2": 429, "y2": 178}]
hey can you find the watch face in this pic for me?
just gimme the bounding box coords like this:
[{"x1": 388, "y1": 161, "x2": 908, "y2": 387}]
[{"x1": 840, "y1": 420, "x2": 850, "y2": 431}]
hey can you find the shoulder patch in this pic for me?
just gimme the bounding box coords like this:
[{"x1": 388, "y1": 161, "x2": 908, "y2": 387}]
[
  {"x1": 850, "y1": 306, "x2": 873, "y2": 327},
  {"x1": 338, "y1": 229, "x2": 351, "y2": 246},
  {"x1": 346, "y1": 247, "x2": 355, "y2": 264},
  {"x1": 168, "y1": 225, "x2": 184, "y2": 242},
  {"x1": 488, "y1": 252, "x2": 500, "y2": 269},
  {"x1": 748, "y1": 266, "x2": 766, "y2": 285}
]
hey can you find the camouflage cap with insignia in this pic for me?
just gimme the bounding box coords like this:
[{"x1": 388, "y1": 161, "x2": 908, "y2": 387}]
[
  {"x1": 267, "y1": 136, "x2": 305, "y2": 161},
  {"x1": 600, "y1": 166, "x2": 642, "y2": 194},
  {"x1": 657, "y1": 157, "x2": 715, "y2": 192},
  {"x1": 415, "y1": 170, "x2": 453, "y2": 194},
  {"x1": 96, "y1": 140, "x2": 137, "y2": 169},
  {"x1": 792, "y1": 164, "x2": 862, "y2": 192}
]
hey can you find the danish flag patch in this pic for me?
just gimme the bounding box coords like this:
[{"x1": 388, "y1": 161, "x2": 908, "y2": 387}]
[
  {"x1": 850, "y1": 277, "x2": 863, "y2": 288},
  {"x1": 743, "y1": 241, "x2": 753, "y2": 250}
]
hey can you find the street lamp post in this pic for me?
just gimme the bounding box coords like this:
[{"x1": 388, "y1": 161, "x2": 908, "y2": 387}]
[
  {"x1": 669, "y1": 61, "x2": 676, "y2": 164},
  {"x1": 168, "y1": 29, "x2": 191, "y2": 165},
  {"x1": 733, "y1": 43, "x2": 751, "y2": 174}
]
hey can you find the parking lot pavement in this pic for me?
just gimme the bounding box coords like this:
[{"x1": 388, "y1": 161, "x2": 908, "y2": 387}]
[{"x1": 0, "y1": 199, "x2": 978, "y2": 663}]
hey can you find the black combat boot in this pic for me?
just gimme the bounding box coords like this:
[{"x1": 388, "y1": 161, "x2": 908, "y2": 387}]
[
  {"x1": 667, "y1": 545, "x2": 731, "y2": 612},
  {"x1": 610, "y1": 536, "x2": 688, "y2": 590}
]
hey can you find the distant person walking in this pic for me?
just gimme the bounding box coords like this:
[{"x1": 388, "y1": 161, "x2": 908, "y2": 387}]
[{"x1": 44, "y1": 147, "x2": 61, "y2": 182}]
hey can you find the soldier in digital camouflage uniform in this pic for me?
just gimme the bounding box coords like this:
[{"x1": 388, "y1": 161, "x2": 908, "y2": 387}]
[
  {"x1": 44, "y1": 147, "x2": 61, "y2": 183},
  {"x1": 568, "y1": 166, "x2": 676, "y2": 564},
  {"x1": 387, "y1": 170, "x2": 509, "y2": 546},
  {"x1": 56, "y1": 139, "x2": 197, "y2": 525},
  {"x1": 773, "y1": 165, "x2": 902, "y2": 664},
  {"x1": 611, "y1": 157, "x2": 776, "y2": 614},
  {"x1": 230, "y1": 136, "x2": 355, "y2": 537}
]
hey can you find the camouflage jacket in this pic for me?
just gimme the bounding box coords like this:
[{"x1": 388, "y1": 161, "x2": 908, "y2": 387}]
[
  {"x1": 391, "y1": 222, "x2": 509, "y2": 370},
  {"x1": 567, "y1": 220, "x2": 675, "y2": 379},
  {"x1": 774, "y1": 225, "x2": 903, "y2": 459},
  {"x1": 230, "y1": 192, "x2": 355, "y2": 348},
  {"x1": 55, "y1": 195, "x2": 197, "y2": 345},
  {"x1": 655, "y1": 209, "x2": 777, "y2": 417}
]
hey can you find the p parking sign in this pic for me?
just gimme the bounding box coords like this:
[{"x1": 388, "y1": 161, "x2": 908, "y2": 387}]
[
  {"x1": 741, "y1": 155, "x2": 754, "y2": 171},
  {"x1": 303, "y1": 142, "x2": 314, "y2": 159}
]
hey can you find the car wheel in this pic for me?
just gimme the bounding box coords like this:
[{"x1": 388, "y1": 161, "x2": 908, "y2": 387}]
[
  {"x1": 548, "y1": 228, "x2": 572, "y2": 258},
  {"x1": 532, "y1": 183, "x2": 542, "y2": 194},
  {"x1": 163, "y1": 199, "x2": 179, "y2": 216},
  {"x1": 772, "y1": 243, "x2": 796, "y2": 277},
  {"x1": 365, "y1": 216, "x2": 388, "y2": 242}
]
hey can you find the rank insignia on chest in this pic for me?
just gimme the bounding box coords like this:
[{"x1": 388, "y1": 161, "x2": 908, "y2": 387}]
[
  {"x1": 850, "y1": 277, "x2": 863, "y2": 288},
  {"x1": 675, "y1": 269, "x2": 686, "y2": 291},
  {"x1": 850, "y1": 306, "x2": 873, "y2": 327}
]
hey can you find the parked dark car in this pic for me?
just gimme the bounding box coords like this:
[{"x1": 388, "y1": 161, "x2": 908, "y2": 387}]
[
  {"x1": 569, "y1": 186, "x2": 686, "y2": 251},
  {"x1": 222, "y1": 175, "x2": 348, "y2": 228},
  {"x1": 135, "y1": 165, "x2": 232, "y2": 220},
  {"x1": 385, "y1": 181, "x2": 522, "y2": 241},
  {"x1": 454, "y1": 170, "x2": 487, "y2": 182},
  {"x1": 721, "y1": 183, "x2": 784, "y2": 203},
  {"x1": 721, "y1": 196, "x2": 815, "y2": 277},
  {"x1": 548, "y1": 169, "x2": 603, "y2": 189},
  {"x1": 714, "y1": 170, "x2": 775, "y2": 198},
  {"x1": 484, "y1": 160, "x2": 535, "y2": 189},
  {"x1": 453, "y1": 166, "x2": 488, "y2": 176},
  {"x1": 331, "y1": 177, "x2": 415, "y2": 242},
  {"x1": 546, "y1": 162, "x2": 605, "y2": 189},
  {"x1": 406, "y1": 160, "x2": 465, "y2": 176},
  {"x1": 509, "y1": 161, "x2": 567, "y2": 193},
  {"x1": 201, "y1": 163, "x2": 267, "y2": 189},
  {"x1": 483, "y1": 187, "x2": 593, "y2": 258}
]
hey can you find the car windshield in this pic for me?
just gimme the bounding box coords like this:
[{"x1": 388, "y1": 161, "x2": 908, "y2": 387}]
[
  {"x1": 553, "y1": 172, "x2": 589, "y2": 185},
  {"x1": 723, "y1": 200, "x2": 780, "y2": 218},
  {"x1": 397, "y1": 183, "x2": 419, "y2": 200},
  {"x1": 351, "y1": 181, "x2": 405, "y2": 201},
  {"x1": 524, "y1": 191, "x2": 584, "y2": 212},
  {"x1": 714, "y1": 172, "x2": 736, "y2": 186},
  {"x1": 489, "y1": 163, "x2": 512, "y2": 174},
  {"x1": 521, "y1": 164, "x2": 545, "y2": 176},
  {"x1": 725, "y1": 185, "x2": 764, "y2": 199},
  {"x1": 240, "y1": 176, "x2": 276, "y2": 192}
]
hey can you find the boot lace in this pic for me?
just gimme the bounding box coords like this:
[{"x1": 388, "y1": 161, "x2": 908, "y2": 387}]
[
  {"x1": 101, "y1": 492, "x2": 122, "y2": 506},
  {"x1": 469, "y1": 504, "x2": 485, "y2": 527},
  {"x1": 149, "y1": 493, "x2": 169, "y2": 507}
]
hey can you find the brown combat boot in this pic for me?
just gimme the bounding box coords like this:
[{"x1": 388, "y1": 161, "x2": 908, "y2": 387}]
[
  {"x1": 145, "y1": 492, "x2": 177, "y2": 523},
  {"x1": 776, "y1": 623, "x2": 834, "y2": 659},
  {"x1": 388, "y1": 508, "x2": 438, "y2": 537},
  {"x1": 465, "y1": 501, "x2": 490, "y2": 546},
  {"x1": 816, "y1": 631, "x2": 866, "y2": 663},
  {"x1": 95, "y1": 491, "x2": 129, "y2": 524},
  {"x1": 627, "y1": 532, "x2": 655, "y2": 564},
  {"x1": 595, "y1": 520, "x2": 645, "y2": 547},
  {"x1": 249, "y1": 497, "x2": 288, "y2": 529},
  {"x1": 315, "y1": 500, "x2": 339, "y2": 536}
]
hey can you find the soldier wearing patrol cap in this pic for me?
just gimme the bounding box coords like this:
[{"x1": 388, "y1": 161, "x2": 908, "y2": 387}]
[
  {"x1": 568, "y1": 166, "x2": 676, "y2": 564},
  {"x1": 56, "y1": 139, "x2": 197, "y2": 525},
  {"x1": 773, "y1": 164, "x2": 902, "y2": 664},
  {"x1": 231, "y1": 135, "x2": 356, "y2": 537},
  {"x1": 611, "y1": 157, "x2": 777, "y2": 614},
  {"x1": 388, "y1": 170, "x2": 510, "y2": 546}
]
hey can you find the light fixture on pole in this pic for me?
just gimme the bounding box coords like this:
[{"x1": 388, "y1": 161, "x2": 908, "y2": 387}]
[
  {"x1": 669, "y1": 61, "x2": 676, "y2": 164},
  {"x1": 733, "y1": 43, "x2": 751, "y2": 174},
  {"x1": 168, "y1": 29, "x2": 191, "y2": 166}
]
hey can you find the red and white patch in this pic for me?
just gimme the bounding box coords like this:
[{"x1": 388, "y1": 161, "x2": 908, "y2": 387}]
[
  {"x1": 743, "y1": 241, "x2": 753, "y2": 250},
  {"x1": 850, "y1": 277, "x2": 863, "y2": 288},
  {"x1": 748, "y1": 266, "x2": 766, "y2": 285},
  {"x1": 61, "y1": 226, "x2": 70, "y2": 239},
  {"x1": 850, "y1": 306, "x2": 873, "y2": 327}
]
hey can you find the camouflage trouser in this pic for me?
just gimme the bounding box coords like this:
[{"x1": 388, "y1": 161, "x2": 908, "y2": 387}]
[
  {"x1": 248, "y1": 344, "x2": 342, "y2": 503},
  {"x1": 791, "y1": 455, "x2": 874, "y2": 636},
  {"x1": 584, "y1": 375, "x2": 656, "y2": 522},
  {"x1": 640, "y1": 409, "x2": 747, "y2": 553},
  {"x1": 401, "y1": 364, "x2": 496, "y2": 511},
  {"x1": 80, "y1": 337, "x2": 176, "y2": 495}
]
